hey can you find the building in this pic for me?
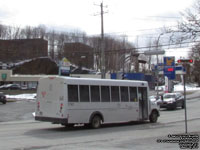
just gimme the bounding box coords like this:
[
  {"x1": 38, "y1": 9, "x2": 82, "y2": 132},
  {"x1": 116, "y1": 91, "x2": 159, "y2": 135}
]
[
  {"x1": 0, "y1": 70, "x2": 110, "y2": 89},
  {"x1": 63, "y1": 42, "x2": 94, "y2": 69},
  {"x1": 0, "y1": 38, "x2": 48, "y2": 63}
]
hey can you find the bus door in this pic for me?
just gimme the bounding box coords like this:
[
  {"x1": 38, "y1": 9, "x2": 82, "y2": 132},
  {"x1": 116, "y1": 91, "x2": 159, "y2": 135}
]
[{"x1": 138, "y1": 87, "x2": 148, "y2": 120}]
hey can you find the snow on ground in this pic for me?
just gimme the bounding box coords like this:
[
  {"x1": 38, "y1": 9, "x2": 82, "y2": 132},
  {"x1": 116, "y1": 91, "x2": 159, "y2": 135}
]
[
  {"x1": 6, "y1": 93, "x2": 36, "y2": 100},
  {"x1": 174, "y1": 84, "x2": 200, "y2": 91},
  {"x1": 156, "y1": 83, "x2": 200, "y2": 92}
]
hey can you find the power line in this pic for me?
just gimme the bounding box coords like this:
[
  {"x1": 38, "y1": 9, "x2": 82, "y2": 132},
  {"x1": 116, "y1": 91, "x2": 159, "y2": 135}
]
[{"x1": 102, "y1": 40, "x2": 200, "y2": 53}]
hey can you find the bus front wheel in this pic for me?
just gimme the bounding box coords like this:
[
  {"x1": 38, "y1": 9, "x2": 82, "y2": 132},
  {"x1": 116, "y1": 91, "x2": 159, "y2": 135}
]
[
  {"x1": 149, "y1": 111, "x2": 158, "y2": 123},
  {"x1": 90, "y1": 115, "x2": 102, "y2": 129}
]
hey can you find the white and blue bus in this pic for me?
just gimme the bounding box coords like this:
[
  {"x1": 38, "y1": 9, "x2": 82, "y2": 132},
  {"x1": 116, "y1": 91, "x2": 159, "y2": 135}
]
[{"x1": 35, "y1": 76, "x2": 160, "y2": 128}]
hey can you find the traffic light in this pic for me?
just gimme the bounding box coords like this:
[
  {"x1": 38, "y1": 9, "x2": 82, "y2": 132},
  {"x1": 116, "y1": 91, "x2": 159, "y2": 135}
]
[{"x1": 177, "y1": 59, "x2": 193, "y2": 64}]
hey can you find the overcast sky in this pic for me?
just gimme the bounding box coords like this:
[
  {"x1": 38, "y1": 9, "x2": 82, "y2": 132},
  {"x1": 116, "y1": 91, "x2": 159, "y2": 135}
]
[
  {"x1": 0, "y1": 0, "x2": 195, "y2": 35},
  {"x1": 0, "y1": 0, "x2": 196, "y2": 58}
]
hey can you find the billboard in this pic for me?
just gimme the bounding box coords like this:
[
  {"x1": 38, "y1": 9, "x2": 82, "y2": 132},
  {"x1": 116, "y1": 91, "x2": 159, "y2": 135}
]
[
  {"x1": 164, "y1": 57, "x2": 175, "y2": 80},
  {"x1": 164, "y1": 56, "x2": 175, "y2": 66}
]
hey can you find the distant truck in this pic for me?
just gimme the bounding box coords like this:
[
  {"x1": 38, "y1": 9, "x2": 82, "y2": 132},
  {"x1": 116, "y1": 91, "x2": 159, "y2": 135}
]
[{"x1": 35, "y1": 77, "x2": 160, "y2": 128}]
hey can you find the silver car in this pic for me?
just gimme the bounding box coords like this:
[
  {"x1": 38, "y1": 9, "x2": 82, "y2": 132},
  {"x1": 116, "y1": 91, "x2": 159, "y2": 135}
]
[{"x1": 160, "y1": 93, "x2": 184, "y2": 110}]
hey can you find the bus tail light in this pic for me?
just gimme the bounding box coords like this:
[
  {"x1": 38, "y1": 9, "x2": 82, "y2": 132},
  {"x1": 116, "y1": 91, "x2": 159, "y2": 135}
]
[
  {"x1": 37, "y1": 101, "x2": 40, "y2": 110},
  {"x1": 60, "y1": 103, "x2": 63, "y2": 113}
]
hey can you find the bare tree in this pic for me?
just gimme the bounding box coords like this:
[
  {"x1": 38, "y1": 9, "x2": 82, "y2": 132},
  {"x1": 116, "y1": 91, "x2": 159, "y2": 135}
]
[
  {"x1": 47, "y1": 30, "x2": 56, "y2": 59},
  {"x1": 37, "y1": 25, "x2": 46, "y2": 39},
  {"x1": 0, "y1": 24, "x2": 7, "y2": 39},
  {"x1": 170, "y1": 0, "x2": 200, "y2": 85},
  {"x1": 21, "y1": 26, "x2": 33, "y2": 39},
  {"x1": 190, "y1": 43, "x2": 200, "y2": 85},
  {"x1": 57, "y1": 33, "x2": 67, "y2": 60},
  {"x1": 178, "y1": 1, "x2": 200, "y2": 40},
  {"x1": 13, "y1": 26, "x2": 21, "y2": 39}
]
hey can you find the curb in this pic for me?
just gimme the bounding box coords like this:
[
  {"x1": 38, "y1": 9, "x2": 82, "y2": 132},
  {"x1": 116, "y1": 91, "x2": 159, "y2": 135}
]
[{"x1": 6, "y1": 99, "x2": 17, "y2": 102}]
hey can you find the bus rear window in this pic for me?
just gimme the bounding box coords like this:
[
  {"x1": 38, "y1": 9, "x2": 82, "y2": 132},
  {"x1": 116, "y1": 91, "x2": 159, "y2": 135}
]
[{"x1": 68, "y1": 85, "x2": 78, "y2": 102}]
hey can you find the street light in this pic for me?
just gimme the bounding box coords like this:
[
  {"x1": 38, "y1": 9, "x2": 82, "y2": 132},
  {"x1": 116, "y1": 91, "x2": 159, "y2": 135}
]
[
  {"x1": 144, "y1": 50, "x2": 165, "y2": 94},
  {"x1": 144, "y1": 50, "x2": 165, "y2": 55},
  {"x1": 155, "y1": 33, "x2": 164, "y2": 100},
  {"x1": 144, "y1": 49, "x2": 165, "y2": 99},
  {"x1": 117, "y1": 50, "x2": 165, "y2": 80}
]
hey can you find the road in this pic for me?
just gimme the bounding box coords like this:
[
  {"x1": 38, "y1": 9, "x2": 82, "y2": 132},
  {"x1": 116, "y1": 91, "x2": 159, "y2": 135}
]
[{"x1": 0, "y1": 98, "x2": 200, "y2": 150}]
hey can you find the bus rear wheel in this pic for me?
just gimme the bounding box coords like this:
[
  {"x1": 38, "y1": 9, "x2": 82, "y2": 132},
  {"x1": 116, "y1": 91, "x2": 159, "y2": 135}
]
[
  {"x1": 90, "y1": 115, "x2": 102, "y2": 129},
  {"x1": 61, "y1": 123, "x2": 74, "y2": 128}
]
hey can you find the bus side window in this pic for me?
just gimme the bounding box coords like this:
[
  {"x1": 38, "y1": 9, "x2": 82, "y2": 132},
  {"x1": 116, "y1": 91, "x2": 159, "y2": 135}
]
[
  {"x1": 101, "y1": 86, "x2": 110, "y2": 102},
  {"x1": 120, "y1": 86, "x2": 129, "y2": 102},
  {"x1": 129, "y1": 87, "x2": 138, "y2": 102},
  {"x1": 68, "y1": 85, "x2": 78, "y2": 102},
  {"x1": 111, "y1": 86, "x2": 120, "y2": 102},
  {"x1": 80, "y1": 85, "x2": 90, "y2": 102},
  {"x1": 91, "y1": 86, "x2": 100, "y2": 102}
]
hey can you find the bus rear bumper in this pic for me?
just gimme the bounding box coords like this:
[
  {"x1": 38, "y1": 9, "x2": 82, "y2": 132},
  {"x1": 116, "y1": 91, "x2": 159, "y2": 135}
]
[{"x1": 35, "y1": 116, "x2": 68, "y2": 124}]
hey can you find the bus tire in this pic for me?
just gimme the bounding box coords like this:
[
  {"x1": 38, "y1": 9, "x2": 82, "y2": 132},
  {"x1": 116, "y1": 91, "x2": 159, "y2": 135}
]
[
  {"x1": 90, "y1": 115, "x2": 102, "y2": 129},
  {"x1": 61, "y1": 123, "x2": 74, "y2": 128},
  {"x1": 149, "y1": 110, "x2": 158, "y2": 123}
]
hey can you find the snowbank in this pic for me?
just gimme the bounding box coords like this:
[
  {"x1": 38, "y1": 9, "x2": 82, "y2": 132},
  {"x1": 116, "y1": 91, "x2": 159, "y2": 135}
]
[
  {"x1": 155, "y1": 83, "x2": 200, "y2": 92},
  {"x1": 174, "y1": 84, "x2": 200, "y2": 92},
  {"x1": 6, "y1": 93, "x2": 36, "y2": 100}
]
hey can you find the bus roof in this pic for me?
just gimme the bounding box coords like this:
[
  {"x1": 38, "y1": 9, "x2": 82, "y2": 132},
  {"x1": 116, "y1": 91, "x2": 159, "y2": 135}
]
[{"x1": 40, "y1": 76, "x2": 148, "y2": 87}]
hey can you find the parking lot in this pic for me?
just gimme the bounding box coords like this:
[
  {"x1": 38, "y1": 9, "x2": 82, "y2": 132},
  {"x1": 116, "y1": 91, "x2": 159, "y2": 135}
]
[{"x1": 0, "y1": 98, "x2": 35, "y2": 122}]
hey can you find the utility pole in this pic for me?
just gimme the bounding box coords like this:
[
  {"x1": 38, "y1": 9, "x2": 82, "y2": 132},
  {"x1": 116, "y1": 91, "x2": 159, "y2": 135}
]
[
  {"x1": 100, "y1": 2, "x2": 105, "y2": 79},
  {"x1": 156, "y1": 33, "x2": 163, "y2": 100},
  {"x1": 94, "y1": 2, "x2": 107, "y2": 78},
  {"x1": 183, "y1": 73, "x2": 188, "y2": 133},
  {"x1": 122, "y1": 36, "x2": 126, "y2": 77},
  {"x1": 177, "y1": 59, "x2": 194, "y2": 133}
]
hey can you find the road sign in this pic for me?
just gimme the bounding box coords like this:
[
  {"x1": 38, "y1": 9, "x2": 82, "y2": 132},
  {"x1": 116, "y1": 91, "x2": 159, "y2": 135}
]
[
  {"x1": 59, "y1": 57, "x2": 71, "y2": 76},
  {"x1": 164, "y1": 57, "x2": 175, "y2": 80},
  {"x1": 1, "y1": 73, "x2": 7, "y2": 81},
  {"x1": 164, "y1": 66, "x2": 175, "y2": 80},
  {"x1": 61, "y1": 57, "x2": 70, "y2": 67},
  {"x1": 164, "y1": 56, "x2": 175, "y2": 66}
]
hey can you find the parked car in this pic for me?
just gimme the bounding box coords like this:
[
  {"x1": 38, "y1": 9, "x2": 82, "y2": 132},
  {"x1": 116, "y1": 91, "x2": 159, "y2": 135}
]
[
  {"x1": 0, "y1": 84, "x2": 21, "y2": 90},
  {"x1": 20, "y1": 85, "x2": 28, "y2": 90},
  {"x1": 160, "y1": 92, "x2": 184, "y2": 110},
  {"x1": 0, "y1": 92, "x2": 6, "y2": 104}
]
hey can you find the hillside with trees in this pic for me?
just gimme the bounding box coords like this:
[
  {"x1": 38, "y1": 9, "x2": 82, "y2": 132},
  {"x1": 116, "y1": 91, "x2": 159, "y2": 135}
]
[{"x1": 0, "y1": 24, "x2": 138, "y2": 73}]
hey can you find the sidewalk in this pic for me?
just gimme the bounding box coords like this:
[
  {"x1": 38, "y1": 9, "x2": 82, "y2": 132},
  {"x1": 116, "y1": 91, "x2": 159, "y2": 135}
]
[{"x1": 185, "y1": 90, "x2": 200, "y2": 100}]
